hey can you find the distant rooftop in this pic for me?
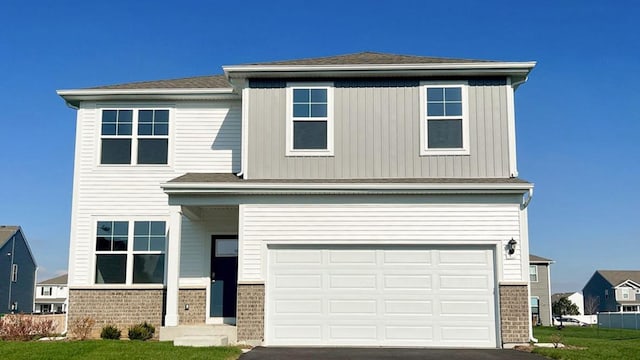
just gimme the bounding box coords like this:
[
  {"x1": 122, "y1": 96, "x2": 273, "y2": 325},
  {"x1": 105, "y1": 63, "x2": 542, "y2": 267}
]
[
  {"x1": 39, "y1": 274, "x2": 68, "y2": 285},
  {"x1": 530, "y1": 254, "x2": 553, "y2": 263},
  {"x1": 0, "y1": 225, "x2": 20, "y2": 248},
  {"x1": 597, "y1": 270, "x2": 640, "y2": 287}
]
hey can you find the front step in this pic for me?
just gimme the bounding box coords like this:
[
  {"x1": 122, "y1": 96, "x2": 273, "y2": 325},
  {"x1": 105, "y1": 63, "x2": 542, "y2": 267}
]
[
  {"x1": 160, "y1": 325, "x2": 237, "y2": 344},
  {"x1": 174, "y1": 335, "x2": 228, "y2": 347}
]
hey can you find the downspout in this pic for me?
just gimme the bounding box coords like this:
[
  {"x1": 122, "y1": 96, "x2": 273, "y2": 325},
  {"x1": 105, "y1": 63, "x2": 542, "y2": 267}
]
[
  {"x1": 235, "y1": 83, "x2": 249, "y2": 179},
  {"x1": 521, "y1": 187, "x2": 536, "y2": 343},
  {"x1": 521, "y1": 188, "x2": 534, "y2": 210},
  {"x1": 7, "y1": 235, "x2": 16, "y2": 312}
]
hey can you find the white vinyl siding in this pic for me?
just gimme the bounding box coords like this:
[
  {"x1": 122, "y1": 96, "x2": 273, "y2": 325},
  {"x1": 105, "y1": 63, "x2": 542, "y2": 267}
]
[
  {"x1": 239, "y1": 203, "x2": 523, "y2": 284},
  {"x1": 68, "y1": 101, "x2": 241, "y2": 286}
]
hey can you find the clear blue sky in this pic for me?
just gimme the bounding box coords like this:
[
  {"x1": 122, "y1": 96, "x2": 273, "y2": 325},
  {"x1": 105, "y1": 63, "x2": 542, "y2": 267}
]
[{"x1": 1, "y1": 1, "x2": 638, "y2": 292}]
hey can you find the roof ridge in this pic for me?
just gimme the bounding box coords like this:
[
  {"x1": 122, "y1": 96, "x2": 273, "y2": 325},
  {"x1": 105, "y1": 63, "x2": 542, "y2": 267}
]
[{"x1": 90, "y1": 74, "x2": 227, "y2": 90}]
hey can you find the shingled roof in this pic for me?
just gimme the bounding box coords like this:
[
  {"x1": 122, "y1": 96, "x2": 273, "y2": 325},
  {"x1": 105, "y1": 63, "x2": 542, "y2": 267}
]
[
  {"x1": 530, "y1": 254, "x2": 553, "y2": 263},
  {"x1": 597, "y1": 270, "x2": 640, "y2": 287},
  {"x1": 0, "y1": 225, "x2": 20, "y2": 248},
  {"x1": 245, "y1": 51, "x2": 499, "y2": 66},
  {"x1": 91, "y1": 74, "x2": 231, "y2": 90},
  {"x1": 39, "y1": 274, "x2": 68, "y2": 285}
]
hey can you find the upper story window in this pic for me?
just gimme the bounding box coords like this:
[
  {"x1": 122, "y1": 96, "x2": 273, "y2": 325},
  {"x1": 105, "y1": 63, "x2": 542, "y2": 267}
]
[
  {"x1": 95, "y1": 220, "x2": 166, "y2": 285},
  {"x1": 529, "y1": 265, "x2": 538, "y2": 282},
  {"x1": 286, "y1": 83, "x2": 334, "y2": 156},
  {"x1": 420, "y1": 82, "x2": 470, "y2": 156},
  {"x1": 11, "y1": 264, "x2": 18, "y2": 282},
  {"x1": 100, "y1": 109, "x2": 169, "y2": 165}
]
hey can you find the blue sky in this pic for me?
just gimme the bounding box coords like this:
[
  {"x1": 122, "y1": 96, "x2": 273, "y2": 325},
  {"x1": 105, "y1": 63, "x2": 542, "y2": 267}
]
[{"x1": 1, "y1": 1, "x2": 638, "y2": 292}]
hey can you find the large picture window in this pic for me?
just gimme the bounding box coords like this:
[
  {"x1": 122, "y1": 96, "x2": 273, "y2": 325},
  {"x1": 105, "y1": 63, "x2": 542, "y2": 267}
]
[
  {"x1": 420, "y1": 82, "x2": 469, "y2": 155},
  {"x1": 286, "y1": 83, "x2": 334, "y2": 156},
  {"x1": 95, "y1": 220, "x2": 166, "y2": 285},
  {"x1": 100, "y1": 109, "x2": 170, "y2": 165}
]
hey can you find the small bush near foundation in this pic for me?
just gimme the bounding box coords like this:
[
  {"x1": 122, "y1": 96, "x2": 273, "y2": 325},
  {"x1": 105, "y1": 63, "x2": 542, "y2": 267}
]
[
  {"x1": 0, "y1": 314, "x2": 56, "y2": 341},
  {"x1": 69, "y1": 316, "x2": 95, "y2": 340},
  {"x1": 100, "y1": 325, "x2": 121, "y2": 340},
  {"x1": 128, "y1": 321, "x2": 155, "y2": 341}
]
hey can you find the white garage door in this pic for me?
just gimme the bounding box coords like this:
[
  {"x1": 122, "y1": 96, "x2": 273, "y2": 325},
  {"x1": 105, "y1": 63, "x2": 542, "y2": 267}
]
[{"x1": 266, "y1": 246, "x2": 497, "y2": 348}]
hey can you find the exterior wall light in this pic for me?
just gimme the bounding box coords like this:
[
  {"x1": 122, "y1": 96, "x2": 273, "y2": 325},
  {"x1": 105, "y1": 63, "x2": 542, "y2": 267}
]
[{"x1": 507, "y1": 238, "x2": 517, "y2": 255}]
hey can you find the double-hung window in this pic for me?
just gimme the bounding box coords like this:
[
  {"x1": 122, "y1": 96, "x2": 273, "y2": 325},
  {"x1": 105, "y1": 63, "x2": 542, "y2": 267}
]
[
  {"x1": 420, "y1": 82, "x2": 469, "y2": 155},
  {"x1": 286, "y1": 83, "x2": 334, "y2": 156},
  {"x1": 529, "y1": 265, "x2": 538, "y2": 282},
  {"x1": 100, "y1": 109, "x2": 169, "y2": 165},
  {"x1": 95, "y1": 220, "x2": 166, "y2": 285}
]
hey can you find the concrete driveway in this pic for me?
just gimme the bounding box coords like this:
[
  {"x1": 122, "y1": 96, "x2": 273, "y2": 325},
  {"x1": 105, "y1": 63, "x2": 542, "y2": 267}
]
[{"x1": 239, "y1": 347, "x2": 546, "y2": 360}]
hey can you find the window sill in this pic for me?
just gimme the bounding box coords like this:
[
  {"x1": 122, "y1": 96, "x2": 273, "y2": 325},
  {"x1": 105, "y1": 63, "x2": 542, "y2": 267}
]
[
  {"x1": 77, "y1": 284, "x2": 166, "y2": 290},
  {"x1": 420, "y1": 148, "x2": 470, "y2": 156},
  {"x1": 286, "y1": 149, "x2": 334, "y2": 157}
]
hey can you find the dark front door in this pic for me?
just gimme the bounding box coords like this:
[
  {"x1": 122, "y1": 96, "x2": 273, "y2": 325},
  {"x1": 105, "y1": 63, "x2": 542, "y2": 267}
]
[{"x1": 210, "y1": 236, "x2": 238, "y2": 319}]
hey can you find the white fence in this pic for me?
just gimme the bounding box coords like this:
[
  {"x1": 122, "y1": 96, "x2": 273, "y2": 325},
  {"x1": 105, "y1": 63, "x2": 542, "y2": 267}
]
[{"x1": 598, "y1": 312, "x2": 640, "y2": 330}]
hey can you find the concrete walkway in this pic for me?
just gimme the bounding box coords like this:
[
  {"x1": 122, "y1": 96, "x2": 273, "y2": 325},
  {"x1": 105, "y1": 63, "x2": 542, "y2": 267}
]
[{"x1": 239, "y1": 347, "x2": 547, "y2": 360}]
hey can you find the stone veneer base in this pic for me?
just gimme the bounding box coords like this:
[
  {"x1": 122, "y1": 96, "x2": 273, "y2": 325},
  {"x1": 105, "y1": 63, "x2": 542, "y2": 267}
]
[
  {"x1": 178, "y1": 288, "x2": 206, "y2": 325},
  {"x1": 499, "y1": 284, "x2": 530, "y2": 345},
  {"x1": 236, "y1": 284, "x2": 264, "y2": 343}
]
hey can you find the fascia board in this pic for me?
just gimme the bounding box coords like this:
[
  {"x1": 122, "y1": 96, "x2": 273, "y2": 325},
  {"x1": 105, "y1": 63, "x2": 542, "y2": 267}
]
[
  {"x1": 57, "y1": 88, "x2": 239, "y2": 107},
  {"x1": 161, "y1": 181, "x2": 533, "y2": 195},
  {"x1": 57, "y1": 88, "x2": 235, "y2": 96},
  {"x1": 223, "y1": 62, "x2": 537, "y2": 73}
]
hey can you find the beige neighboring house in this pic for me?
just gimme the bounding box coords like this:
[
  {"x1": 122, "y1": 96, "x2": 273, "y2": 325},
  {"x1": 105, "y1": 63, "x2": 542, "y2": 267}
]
[
  {"x1": 34, "y1": 274, "x2": 68, "y2": 313},
  {"x1": 529, "y1": 255, "x2": 553, "y2": 326}
]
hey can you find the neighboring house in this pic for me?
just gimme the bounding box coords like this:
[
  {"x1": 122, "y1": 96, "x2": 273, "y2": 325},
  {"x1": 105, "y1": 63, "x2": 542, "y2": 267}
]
[
  {"x1": 34, "y1": 274, "x2": 68, "y2": 313},
  {"x1": 0, "y1": 226, "x2": 37, "y2": 314},
  {"x1": 583, "y1": 270, "x2": 640, "y2": 313},
  {"x1": 529, "y1": 254, "x2": 553, "y2": 326},
  {"x1": 57, "y1": 52, "x2": 536, "y2": 348},
  {"x1": 551, "y1": 291, "x2": 584, "y2": 315}
]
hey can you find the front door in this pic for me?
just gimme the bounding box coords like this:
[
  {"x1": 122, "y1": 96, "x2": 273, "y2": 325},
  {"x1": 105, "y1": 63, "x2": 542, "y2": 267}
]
[{"x1": 210, "y1": 236, "x2": 238, "y2": 322}]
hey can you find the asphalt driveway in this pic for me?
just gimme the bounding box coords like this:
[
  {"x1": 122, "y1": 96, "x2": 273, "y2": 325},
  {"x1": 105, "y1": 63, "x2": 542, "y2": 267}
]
[{"x1": 239, "y1": 347, "x2": 546, "y2": 360}]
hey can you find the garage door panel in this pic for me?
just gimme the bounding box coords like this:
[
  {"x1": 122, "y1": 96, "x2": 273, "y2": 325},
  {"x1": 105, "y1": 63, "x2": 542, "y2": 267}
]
[
  {"x1": 267, "y1": 246, "x2": 496, "y2": 347},
  {"x1": 274, "y1": 249, "x2": 322, "y2": 264},
  {"x1": 437, "y1": 250, "x2": 491, "y2": 266}
]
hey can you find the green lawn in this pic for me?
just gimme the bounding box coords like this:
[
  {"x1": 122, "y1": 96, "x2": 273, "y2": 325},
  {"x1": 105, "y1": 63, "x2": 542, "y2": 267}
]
[
  {"x1": 533, "y1": 326, "x2": 640, "y2": 360},
  {"x1": 0, "y1": 340, "x2": 242, "y2": 360}
]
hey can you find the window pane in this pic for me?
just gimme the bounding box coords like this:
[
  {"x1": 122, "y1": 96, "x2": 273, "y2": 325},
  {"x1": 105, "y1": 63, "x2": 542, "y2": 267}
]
[
  {"x1": 139, "y1": 110, "x2": 153, "y2": 123},
  {"x1": 102, "y1": 124, "x2": 116, "y2": 135},
  {"x1": 112, "y1": 236, "x2": 128, "y2": 251},
  {"x1": 310, "y1": 89, "x2": 327, "y2": 102},
  {"x1": 138, "y1": 124, "x2": 152, "y2": 136},
  {"x1": 445, "y1": 87, "x2": 462, "y2": 101},
  {"x1": 427, "y1": 119, "x2": 462, "y2": 148},
  {"x1": 293, "y1": 89, "x2": 309, "y2": 102},
  {"x1": 445, "y1": 102, "x2": 462, "y2": 116},
  {"x1": 155, "y1": 110, "x2": 169, "y2": 123},
  {"x1": 134, "y1": 222, "x2": 149, "y2": 236},
  {"x1": 138, "y1": 139, "x2": 168, "y2": 164},
  {"x1": 427, "y1": 88, "x2": 444, "y2": 101},
  {"x1": 117, "y1": 123, "x2": 132, "y2": 136},
  {"x1": 119, "y1": 110, "x2": 133, "y2": 123},
  {"x1": 134, "y1": 236, "x2": 148, "y2": 251},
  {"x1": 293, "y1": 121, "x2": 327, "y2": 150},
  {"x1": 310, "y1": 104, "x2": 327, "y2": 117},
  {"x1": 154, "y1": 124, "x2": 169, "y2": 136},
  {"x1": 96, "y1": 237, "x2": 111, "y2": 251},
  {"x1": 149, "y1": 237, "x2": 165, "y2": 251},
  {"x1": 427, "y1": 103, "x2": 444, "y2": 116},
  {"x1": 101, "y1": 139, "x2": 131, "y2": 164},
  {"x1": 133, "y1": 254, "x2": 165, "y2": 284},
  {"x1": 102, "y1": 110, "x2": 117, "y2": 123},
  {"x1": 293, "y1": 104, "x2": 310, "y2": 117},
  {"x1": 113, "y1": 221, "x2": 128, "y2": 236},
  {"x1": 150, "y1": 221, "x2": 165, "y2": 236},
  {"x1": 95, "y1": 254, "x2": 126, "y2": 284},
  {"x1": 97, "y1": 221, "x2": 112, "y2": 236}
]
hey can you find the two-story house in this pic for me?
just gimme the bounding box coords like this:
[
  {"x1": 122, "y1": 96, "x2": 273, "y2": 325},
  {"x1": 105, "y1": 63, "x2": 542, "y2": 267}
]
[
  {"x1": 34, "y1": 274, "x2": 68, "y2": 314},
  {"x1": 529, "y1": 254, "x2": 553, "y2": 326},
  {"x1": 583, "y1": 270, "x2": 640, "y2": 313},
  {"x1": 0, "y1": 226, "x2": 37, "y2": 314},
  {"x1": 58, "y1": 52, "x2": 536, "y2": 348}
]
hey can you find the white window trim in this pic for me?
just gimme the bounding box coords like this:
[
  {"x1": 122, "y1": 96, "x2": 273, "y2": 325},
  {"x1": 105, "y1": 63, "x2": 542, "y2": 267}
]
[
  {"x1": 419, "y1": 81, "x2": 470, "y2": 156},
  {"x1": 92, "y1": 218, "x2": 168, "y2": 286},
  {"x1": 97, "y1": 106, "x2": 173, "y2": 166},
  {"x1": 285, "y1": 82, "x2": 334, "y2": 156},
  {"x1": 11, "y1": 264, "x2": 18, "y2": 282},
  {"x1": 529, "y1": 265, "x2": 538, "y2": 282}
]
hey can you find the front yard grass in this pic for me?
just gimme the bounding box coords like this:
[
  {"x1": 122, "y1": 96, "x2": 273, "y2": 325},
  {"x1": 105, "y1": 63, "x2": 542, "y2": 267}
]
[
  {"x1": 533, "y1": 326, "x2": 640, "y2": 359},
  {"x1": 0, "y1": 340, "x2": 242, "y2": 360}
]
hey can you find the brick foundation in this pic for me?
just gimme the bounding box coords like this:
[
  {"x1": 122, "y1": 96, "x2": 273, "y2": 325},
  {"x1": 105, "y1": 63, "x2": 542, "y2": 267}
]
[
  {"x1": 499, "y1": 284, "x2": 530, "y2": 345},
  {"x1": 68, "y1": 289, "x2": 165, "y2": 339},
  {"x1": 178, "y1": 289, "x2": 206, "y2": 325},
  {"x1": 236, "y1": 283, "x2": 264, "y2": 343}
]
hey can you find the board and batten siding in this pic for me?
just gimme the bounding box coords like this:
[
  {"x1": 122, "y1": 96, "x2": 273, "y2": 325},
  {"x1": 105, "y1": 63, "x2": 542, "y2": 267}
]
[
  {"x1": 68, "y1": 101, "x2": 240, "y2": 286},
  {"x1": 246, "y1": 82, "x2": 510, "y2": 179},
  {"x1": 239, "y1": 203, "x2": 524, "y2": 284}
]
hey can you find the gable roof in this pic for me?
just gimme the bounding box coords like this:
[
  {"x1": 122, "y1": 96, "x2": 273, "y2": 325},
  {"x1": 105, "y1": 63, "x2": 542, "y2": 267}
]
[
  {"x1": 530, "y1": 254, "x2": 553, "y2": 264},
  {"x1": 38, "y1": 274, "x2": 68, "y2": 285},
  {"x1": 244, "y1": 51, "x2": 498, "y2": 66},
  {"x1": 0, "y1": 225, "x2": 20, "y2": 248},
  {"x1": 597, "y1": 270, "x2": 640, "y2": 287}
]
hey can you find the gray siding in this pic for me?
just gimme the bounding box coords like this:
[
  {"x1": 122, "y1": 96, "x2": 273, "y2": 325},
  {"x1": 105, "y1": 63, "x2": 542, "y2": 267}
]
[
  {"x1": 530, "y1": 264, "x2": 552, "y2": 326},
  {"x1": 0, "y1": 230, "x2": 37, "y2": 314},
  {"x1": 247, "y1": 80, "x2": 511, "y2": 179}
]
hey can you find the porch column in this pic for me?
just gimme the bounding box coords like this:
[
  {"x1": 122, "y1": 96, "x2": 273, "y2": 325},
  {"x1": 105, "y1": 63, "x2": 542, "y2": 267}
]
[{"x1": 165, "y1": 205, "x2": 182, "y2": 326}]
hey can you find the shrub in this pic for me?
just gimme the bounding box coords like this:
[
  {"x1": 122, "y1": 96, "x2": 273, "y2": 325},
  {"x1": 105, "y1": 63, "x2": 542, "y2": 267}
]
[
  {"x1": 69, "y1": 316, "x2": 95, "y2": 340},
  {"x1": 128, "y1": 321, "x2": 155, "y2": 341},
  {"x1": 100, "y1": 324, "x2": 121, "y2": 340},
  {"x1": 0, "y1": 314, "x2": 56, "y2": 341}
]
